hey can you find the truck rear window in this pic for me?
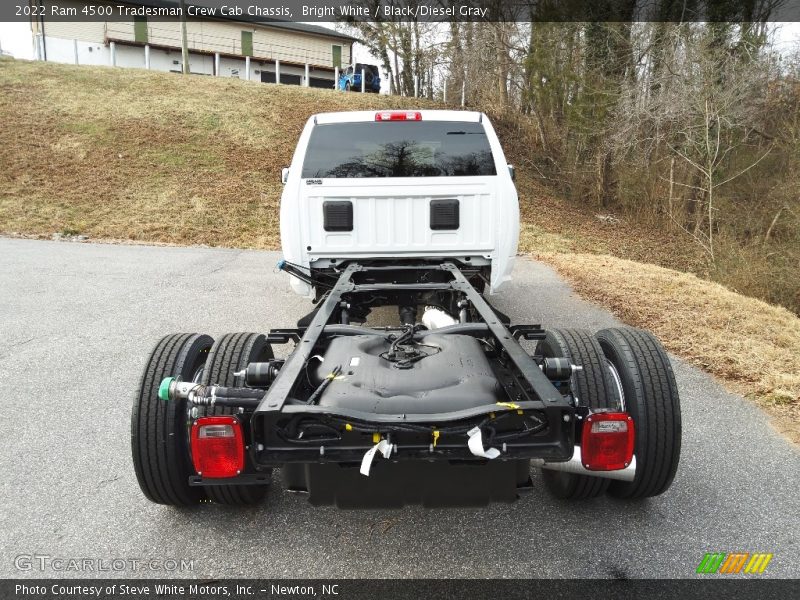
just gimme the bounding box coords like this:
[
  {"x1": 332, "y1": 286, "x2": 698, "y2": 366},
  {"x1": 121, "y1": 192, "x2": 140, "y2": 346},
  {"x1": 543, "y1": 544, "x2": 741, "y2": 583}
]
[{"x1": 301, "y1": 121, "x2": 497, "y2": 178}]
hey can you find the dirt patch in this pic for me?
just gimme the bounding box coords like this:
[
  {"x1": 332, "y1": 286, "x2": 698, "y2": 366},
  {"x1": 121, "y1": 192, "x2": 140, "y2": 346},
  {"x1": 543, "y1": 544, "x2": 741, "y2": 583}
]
[{"x1": 541, "y1": 252, "x2": 800, "y2": 443}]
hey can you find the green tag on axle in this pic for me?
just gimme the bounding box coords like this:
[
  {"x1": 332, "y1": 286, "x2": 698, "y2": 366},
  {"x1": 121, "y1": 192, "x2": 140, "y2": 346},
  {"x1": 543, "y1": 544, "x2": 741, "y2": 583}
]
[{"x1": 158, "y1": 377, "x2": 175, "y2": 401}]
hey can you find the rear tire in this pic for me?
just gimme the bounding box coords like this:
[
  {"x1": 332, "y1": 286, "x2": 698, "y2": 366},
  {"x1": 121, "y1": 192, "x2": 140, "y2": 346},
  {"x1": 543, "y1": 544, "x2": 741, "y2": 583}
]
[
  {"x1": 596, "y1": 327, "x2": 681, "y2": 499},
  {"x1": 201, "y1": 332, "x2": 273, "y2": 505},
  {"x1": 537, "y1": 329, "x2": 615, "y2": 500},
  {"x1": 132, "y1": 333, "x2": 213, "y2": 506}
]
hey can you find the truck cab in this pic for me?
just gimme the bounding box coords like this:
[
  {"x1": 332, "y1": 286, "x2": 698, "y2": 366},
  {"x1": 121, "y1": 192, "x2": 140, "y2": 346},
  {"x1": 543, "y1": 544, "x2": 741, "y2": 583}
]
[{"x1": 279, "y1": 110, "x2": 520, "y2": 298}]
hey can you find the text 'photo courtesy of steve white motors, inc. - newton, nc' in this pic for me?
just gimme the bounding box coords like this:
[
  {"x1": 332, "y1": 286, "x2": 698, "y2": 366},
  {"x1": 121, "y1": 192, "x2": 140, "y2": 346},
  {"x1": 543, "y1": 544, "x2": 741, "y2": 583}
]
[
  {"x1": 11, "y1": 2, "x2": 491, "y2": 20},
  {"x1": 14, "y1": 582, "x2": 338, "y2": 597}
]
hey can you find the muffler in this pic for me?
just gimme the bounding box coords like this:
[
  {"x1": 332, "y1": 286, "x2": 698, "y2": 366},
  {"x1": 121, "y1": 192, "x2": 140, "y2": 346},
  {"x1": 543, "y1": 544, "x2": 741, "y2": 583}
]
[
  {"x1": 531, "y1": 446, "x2": 636, "y2": 482},
  {"x1": 421, "y1": 306, "x2": 457, "y2": 330}
]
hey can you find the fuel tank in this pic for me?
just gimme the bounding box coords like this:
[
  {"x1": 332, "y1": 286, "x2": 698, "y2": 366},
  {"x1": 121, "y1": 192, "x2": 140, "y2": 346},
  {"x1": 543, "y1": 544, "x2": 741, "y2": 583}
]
[{"x1": 313, "y1": 333, "x2": 501, "y2": 414}]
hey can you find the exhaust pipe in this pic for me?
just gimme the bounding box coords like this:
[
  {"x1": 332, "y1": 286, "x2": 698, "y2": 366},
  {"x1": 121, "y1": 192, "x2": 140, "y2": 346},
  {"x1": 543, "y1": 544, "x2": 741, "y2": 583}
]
[
  {"x1": 421, "y1": 306, "x2": 457, "y2": 330},
  {"x1": 531, "y1": 446, "x2": 636, "y2": 482}
]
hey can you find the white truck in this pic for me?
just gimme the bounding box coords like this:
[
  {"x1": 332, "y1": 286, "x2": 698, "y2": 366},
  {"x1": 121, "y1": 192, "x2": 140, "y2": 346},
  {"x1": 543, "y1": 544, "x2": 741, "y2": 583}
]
[
  {"x1": 132, "y1": 110, "x2": 681, "y2": 508},
  {"x1": 279, "y1": 110, "x2": 519, "y2": 298}
]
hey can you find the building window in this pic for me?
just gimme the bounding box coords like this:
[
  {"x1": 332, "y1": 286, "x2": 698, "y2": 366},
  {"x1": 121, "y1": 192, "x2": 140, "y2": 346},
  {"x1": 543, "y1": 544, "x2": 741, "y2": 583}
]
[
  {"x1": 241, "y1": 31, "x2": 253, "y2": 57},
  {"x1": 332, "y1": 44, "x2": 342, "y2": 68},
  {"x1": 134, "y1": 16, "x2": 147, "y2": 43}
]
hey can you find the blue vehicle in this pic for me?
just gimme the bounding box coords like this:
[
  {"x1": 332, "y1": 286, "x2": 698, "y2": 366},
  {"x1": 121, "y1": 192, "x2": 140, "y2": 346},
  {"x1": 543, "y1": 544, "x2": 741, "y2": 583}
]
[{"x1": 339, "y1": 63, "x2": 381, "y2": 93}]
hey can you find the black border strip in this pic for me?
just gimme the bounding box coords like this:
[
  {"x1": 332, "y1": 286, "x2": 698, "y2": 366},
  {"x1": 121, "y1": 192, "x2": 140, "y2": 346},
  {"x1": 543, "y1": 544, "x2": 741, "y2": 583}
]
[
  {"x1": 4, "y1": 0, "x2": 800, "y2": 23},
  {"x1": 2, "y1": 579, "x2": 799, "y2": 600}
]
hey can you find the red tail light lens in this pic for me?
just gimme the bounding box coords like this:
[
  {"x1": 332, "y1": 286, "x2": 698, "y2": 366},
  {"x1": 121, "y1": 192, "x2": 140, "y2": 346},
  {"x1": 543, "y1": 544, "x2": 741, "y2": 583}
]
[
  {"x1": 191, "y1": 416, "x2": 244, "y2": 478},
  {"x1": 375, "y1": 111, "x2": 422, "y2": 121},
  {"x1": 581, "y1": 412, "x2": 635, "y2": 471}
]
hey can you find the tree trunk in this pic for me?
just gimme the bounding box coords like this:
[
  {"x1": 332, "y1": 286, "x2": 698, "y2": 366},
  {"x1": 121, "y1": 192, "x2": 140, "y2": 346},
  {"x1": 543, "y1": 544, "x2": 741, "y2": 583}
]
[{"x1": 494, "y1": 23, "x2": 509, "y2": 107}]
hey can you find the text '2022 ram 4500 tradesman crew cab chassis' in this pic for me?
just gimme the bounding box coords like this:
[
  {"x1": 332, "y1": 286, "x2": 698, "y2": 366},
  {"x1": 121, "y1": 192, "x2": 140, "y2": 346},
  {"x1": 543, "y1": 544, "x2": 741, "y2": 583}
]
[{"x1": 132, "y1": 110, "x2": 681, "y2": 507}]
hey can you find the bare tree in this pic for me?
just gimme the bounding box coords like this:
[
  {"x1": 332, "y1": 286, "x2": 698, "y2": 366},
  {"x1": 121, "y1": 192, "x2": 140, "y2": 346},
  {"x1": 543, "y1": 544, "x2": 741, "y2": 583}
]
[{"x1": 610, "y1": 24, "x2": 779, "y2": 260}]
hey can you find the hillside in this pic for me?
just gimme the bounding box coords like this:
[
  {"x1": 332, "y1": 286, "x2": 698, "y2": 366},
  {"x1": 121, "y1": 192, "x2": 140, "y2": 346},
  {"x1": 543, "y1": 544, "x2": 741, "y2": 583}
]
[
  {"x1": 0, "y1": 57, "x2": 797, "y2": 439},
  {"x1": 0, "y1": 57, "x2": 703, "y2": 265}
]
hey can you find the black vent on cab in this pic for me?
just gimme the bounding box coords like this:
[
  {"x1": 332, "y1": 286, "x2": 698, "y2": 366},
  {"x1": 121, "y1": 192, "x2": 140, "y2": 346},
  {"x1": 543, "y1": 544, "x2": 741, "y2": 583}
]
[
  {"x1": 323, "y1": 201, "x2": 353, "y2": 232},
  {"x1": 430, "y1": 199, "x2": 460, "y2": 230}
]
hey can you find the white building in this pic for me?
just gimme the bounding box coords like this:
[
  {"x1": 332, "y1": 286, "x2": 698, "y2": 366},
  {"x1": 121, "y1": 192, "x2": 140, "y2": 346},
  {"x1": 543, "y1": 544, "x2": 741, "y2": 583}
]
[{"x1": 27, "y1": 0, "x2": 356, "y2": 87}]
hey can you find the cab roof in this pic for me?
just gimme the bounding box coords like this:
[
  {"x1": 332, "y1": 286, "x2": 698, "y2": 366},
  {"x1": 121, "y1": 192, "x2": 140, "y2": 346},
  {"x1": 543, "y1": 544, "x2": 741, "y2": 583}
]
[{"x1": 313, "y1": 110, "x2": 484, "y2": 125}]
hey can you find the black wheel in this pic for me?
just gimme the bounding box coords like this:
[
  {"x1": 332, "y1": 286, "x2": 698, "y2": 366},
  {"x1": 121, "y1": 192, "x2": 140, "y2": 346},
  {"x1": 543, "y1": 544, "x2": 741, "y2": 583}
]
[
  {"x1": 537, "y1": 329, "x2": 616, "y2": 500},
  {"x1": 132, "y1": 333, "x2": 213, "y2": 506},
  {"x1": 595, "y1": 327, "x2": 681, "y2": 499},
  {"x1": 201, "y1": 332, "x2": 273, "y2": 505},
  {"x1": 345, "y1": 81, "x2": 351, "y2": 91}
]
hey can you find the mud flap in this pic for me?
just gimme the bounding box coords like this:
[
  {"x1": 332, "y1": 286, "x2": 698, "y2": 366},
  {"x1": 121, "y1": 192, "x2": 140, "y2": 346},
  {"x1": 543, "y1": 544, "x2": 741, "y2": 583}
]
[{"x1": 282, "y1": 460, "x2": 531, "y2": 508}]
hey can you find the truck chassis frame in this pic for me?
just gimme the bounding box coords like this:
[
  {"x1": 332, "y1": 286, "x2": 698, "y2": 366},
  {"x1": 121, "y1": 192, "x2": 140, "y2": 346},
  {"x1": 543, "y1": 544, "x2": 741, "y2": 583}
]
[
  {"x1": 242, "y1": 262, "x2": 575, "y2": 472},
  {"x1": 135, "y1": 260, "x2": 680, "y2": 507}
]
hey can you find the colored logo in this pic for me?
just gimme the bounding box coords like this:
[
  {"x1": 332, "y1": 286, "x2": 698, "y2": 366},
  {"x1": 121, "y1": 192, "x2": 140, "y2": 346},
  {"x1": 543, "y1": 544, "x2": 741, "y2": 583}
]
[{"x1": 696, "y1": 552, "x2": 773, "y2": 574}]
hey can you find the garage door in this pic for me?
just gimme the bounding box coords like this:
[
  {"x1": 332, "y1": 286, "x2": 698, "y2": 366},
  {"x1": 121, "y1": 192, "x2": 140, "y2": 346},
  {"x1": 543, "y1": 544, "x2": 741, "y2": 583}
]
[
  {"x1": 309, "y1": 77, "x2": 334, "y2": 89},
  {"x1": 261, "y1": 72, "x2": 302, "y2": 85}
]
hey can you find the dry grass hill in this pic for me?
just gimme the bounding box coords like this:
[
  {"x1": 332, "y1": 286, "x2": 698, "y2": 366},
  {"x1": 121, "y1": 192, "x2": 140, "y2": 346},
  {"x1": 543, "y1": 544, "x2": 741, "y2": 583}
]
[{"x1": 1, "y1": 57, "x2": 797, "y2": 440}]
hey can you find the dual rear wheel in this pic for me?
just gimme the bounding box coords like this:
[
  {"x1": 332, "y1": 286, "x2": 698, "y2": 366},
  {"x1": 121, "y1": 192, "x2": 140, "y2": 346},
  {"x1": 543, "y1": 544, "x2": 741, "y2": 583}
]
[
  {"x1": 131, "y1": 332, "x2": 272, "y2": 506},
  {"x1": 537, "y1": 327, "x2": 681, "y2": 500}
]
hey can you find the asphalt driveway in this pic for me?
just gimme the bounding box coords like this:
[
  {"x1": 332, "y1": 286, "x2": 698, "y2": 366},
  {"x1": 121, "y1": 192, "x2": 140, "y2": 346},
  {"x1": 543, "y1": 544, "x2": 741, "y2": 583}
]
[{"x1": 0, "y1": 238, "x2": 797, "y2": 578}]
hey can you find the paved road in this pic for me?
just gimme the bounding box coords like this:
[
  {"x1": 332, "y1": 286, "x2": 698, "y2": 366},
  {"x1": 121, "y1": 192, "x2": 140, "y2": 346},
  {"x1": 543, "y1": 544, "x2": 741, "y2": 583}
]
[{"x1": 0, "y1": 238, "x2": 797, "y2": 579}]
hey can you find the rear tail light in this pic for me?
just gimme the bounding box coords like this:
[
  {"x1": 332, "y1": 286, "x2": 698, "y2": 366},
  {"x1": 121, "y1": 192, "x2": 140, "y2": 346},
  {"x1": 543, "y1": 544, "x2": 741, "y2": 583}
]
[
  {"x1": 581, "y1": 412, "x2": 635, "y2": 471},
  {"x1": 375, "y1": 111, "x2": 422, "y2": 121},
  {"x1": 191, "y1": 416, "x2": 244, "y2": 478}
]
